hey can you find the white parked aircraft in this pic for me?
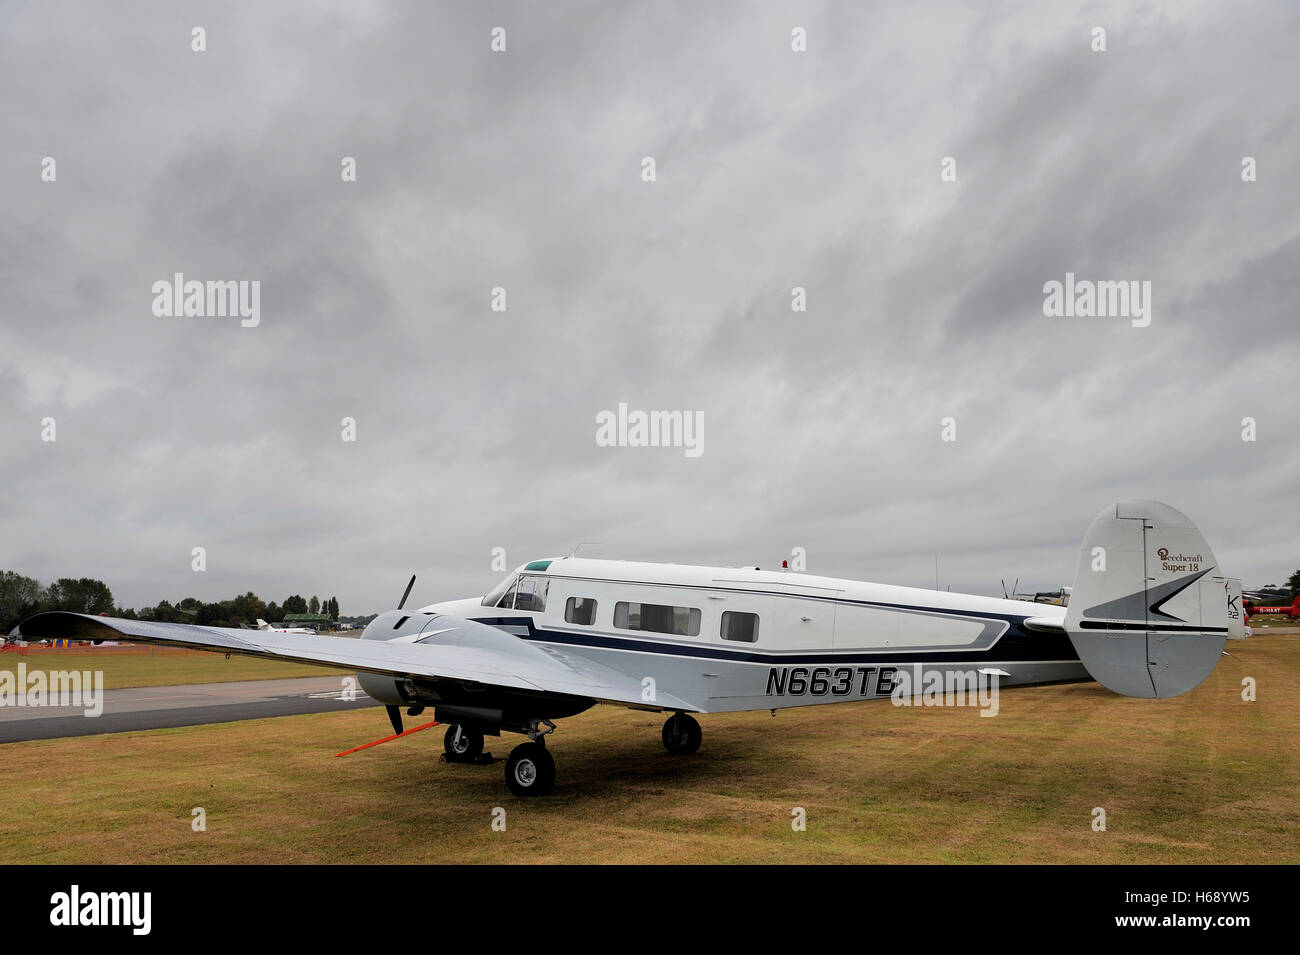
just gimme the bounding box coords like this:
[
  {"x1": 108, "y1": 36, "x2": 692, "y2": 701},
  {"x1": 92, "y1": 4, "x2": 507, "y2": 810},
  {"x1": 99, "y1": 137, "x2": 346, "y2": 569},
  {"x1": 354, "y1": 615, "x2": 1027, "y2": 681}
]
[
  {"x1": 20, "y1": 500, "x2": 1243, "y2": 797},
  {"x1": 255, "y1": 619, "x2": 315, "y2": 635}
]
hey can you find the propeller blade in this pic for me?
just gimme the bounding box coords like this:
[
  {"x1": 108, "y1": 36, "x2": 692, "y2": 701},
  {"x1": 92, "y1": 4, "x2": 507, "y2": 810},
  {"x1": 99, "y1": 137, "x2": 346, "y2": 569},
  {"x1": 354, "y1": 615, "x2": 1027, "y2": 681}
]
[
  {"x1": 397, "y1": 575, "x2": 416, "y2": 610},
  {"x1": 385, "y1": 704, "x2": 403, "y2": 736}
]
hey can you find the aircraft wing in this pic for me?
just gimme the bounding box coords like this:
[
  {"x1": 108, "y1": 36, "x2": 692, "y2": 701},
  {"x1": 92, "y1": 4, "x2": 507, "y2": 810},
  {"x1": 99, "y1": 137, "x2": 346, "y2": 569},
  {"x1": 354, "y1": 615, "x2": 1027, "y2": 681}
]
[{"x1": 16, "y1": 612, "x2": 702, "y2": 712}]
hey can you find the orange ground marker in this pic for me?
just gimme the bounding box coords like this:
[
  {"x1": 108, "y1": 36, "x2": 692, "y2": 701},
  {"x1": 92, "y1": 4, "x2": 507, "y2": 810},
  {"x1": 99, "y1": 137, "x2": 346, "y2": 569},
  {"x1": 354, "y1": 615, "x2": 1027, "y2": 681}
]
[{"x1": 334, "y1": 720, "x2": 440, "y2": 757}]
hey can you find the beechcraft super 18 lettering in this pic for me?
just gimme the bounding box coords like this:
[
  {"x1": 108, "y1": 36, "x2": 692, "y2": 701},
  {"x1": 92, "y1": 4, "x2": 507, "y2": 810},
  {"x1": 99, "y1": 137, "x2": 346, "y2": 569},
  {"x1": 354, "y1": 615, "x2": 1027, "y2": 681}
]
[{"x1": 20, "y1": 500, "x2": 1244, "y2": 797}]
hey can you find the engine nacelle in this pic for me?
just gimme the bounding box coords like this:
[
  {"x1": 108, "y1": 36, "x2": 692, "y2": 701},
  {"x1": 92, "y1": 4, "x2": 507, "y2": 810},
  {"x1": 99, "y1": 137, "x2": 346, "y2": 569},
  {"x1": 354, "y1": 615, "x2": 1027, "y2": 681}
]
[{"x1": 354, "y1": 610, "x2": 431, "y2": 705}]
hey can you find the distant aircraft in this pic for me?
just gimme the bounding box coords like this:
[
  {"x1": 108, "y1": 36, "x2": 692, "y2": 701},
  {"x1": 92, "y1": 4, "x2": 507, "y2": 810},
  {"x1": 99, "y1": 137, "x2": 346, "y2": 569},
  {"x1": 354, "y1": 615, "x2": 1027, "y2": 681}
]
[
  {"x1": 254, "y1": 619, "x2": 315, "y2": 635},
  {"x1": 20, "y1": 500, "x2": 1241, "y2": 797},
  {"x1": 1242, "y1": 594, "x2": 1300, "y2": 620},
  {"x1": 1006, "y1": 586, "x2": 1072, "y2": 606}
]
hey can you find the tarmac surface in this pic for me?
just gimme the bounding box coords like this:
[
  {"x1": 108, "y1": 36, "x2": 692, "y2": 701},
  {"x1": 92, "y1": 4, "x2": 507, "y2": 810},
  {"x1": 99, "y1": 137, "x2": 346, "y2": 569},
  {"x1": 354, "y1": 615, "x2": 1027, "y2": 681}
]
[{"x1": 0, "y1": 676, "x2": 379, "y2": 743}]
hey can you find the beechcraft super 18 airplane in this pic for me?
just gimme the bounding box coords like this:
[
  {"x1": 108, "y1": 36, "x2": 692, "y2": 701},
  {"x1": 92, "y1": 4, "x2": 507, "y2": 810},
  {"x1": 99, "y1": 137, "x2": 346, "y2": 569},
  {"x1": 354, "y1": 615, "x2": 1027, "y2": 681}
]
[{"x1": 19, "y1": 500, "x2": 1243, "y2": 797}]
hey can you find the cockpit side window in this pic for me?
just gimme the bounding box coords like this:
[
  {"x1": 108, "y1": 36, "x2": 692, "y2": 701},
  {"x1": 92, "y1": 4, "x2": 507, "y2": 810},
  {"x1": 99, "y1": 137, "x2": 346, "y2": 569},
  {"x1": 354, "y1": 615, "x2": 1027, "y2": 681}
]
[
  {"x1": 513, "y1": 575, "x2": 549, "y2": 613},
  {"x1": 482, "y1": 573, "x2": 518, "y2": 608}
]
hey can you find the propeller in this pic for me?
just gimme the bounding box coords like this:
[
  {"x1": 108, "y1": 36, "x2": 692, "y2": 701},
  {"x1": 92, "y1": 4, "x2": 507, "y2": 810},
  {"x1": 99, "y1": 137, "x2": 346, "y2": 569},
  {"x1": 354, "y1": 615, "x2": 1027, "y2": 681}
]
[
  {"x1": 397, "y1": 574, "x2": 416, "y2": 610},
  {"x1": 385, "y1": 704, "x2": 404, "y2": 736},
  {"x1": 382, "y1": 574, "x2": 418, "y2": 736}
]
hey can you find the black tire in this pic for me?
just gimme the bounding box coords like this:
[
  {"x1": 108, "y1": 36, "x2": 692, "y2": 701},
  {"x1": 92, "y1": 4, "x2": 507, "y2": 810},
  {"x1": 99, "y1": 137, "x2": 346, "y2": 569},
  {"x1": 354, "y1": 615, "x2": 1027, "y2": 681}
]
[
  {"x1": 505, "y1": 742, "x2": 555, "y2": 797},
  {"x1": 662, "y1": 712, "x2": 702, "y2": 755},
  {"x1": 443, "y1": 724, "x2": 484, "y2": 763}
]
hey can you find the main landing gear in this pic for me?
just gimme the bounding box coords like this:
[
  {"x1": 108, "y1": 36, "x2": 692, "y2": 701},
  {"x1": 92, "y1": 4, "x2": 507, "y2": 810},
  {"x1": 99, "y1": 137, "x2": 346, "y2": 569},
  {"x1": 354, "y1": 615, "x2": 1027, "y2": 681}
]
[
  {"x1": 504, "y1": 719, "x2": 557, "y2": 797},
  {"x1": 443, "y1": 724, "x2": 484, "y2": 763},
  {"x1": 441, "y1": 713, "x2": 702, "y2": 796},
  {"x1": 441, "y1": 718, "x2": 557, "y2": 796},
  {"x1": 662, "y1": 712, "x2": 702, "y2": 755},
  {"x1": 505, "y1": 741, "x2": 555, "y2": 796}
]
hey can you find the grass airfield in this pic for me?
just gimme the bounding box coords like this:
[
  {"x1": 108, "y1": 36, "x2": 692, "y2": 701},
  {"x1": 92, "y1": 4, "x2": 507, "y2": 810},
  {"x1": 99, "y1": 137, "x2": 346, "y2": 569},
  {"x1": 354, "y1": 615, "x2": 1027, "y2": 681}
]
[{"x1": 0, "y1": 632, "x2": 1295, "y2": 864}]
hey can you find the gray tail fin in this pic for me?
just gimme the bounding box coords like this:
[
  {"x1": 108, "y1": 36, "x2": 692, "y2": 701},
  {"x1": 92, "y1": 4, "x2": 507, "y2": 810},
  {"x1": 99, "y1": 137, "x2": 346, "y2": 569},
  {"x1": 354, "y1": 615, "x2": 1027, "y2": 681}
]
[{"x1": 1064, "y1": 500, "x2": 1230, "y2": 698}]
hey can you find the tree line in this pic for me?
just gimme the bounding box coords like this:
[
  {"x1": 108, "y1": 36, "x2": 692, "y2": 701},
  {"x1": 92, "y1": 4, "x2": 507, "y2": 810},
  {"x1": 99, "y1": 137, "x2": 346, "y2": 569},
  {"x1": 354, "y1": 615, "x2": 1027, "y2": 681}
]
[
  {"x1": 1253, "y1": 571, "x2": 1300, "y2": 598},
  {"x1": 0, "y1": 570, "x2": 341, "y2": 634}
]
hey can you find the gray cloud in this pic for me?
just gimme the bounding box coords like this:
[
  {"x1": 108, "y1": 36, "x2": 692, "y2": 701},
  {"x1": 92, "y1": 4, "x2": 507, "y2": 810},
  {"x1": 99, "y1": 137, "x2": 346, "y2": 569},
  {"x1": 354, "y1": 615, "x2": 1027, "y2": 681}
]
[{"x1": 2, "y1": 0, "x2": 1297, "y2": 614}]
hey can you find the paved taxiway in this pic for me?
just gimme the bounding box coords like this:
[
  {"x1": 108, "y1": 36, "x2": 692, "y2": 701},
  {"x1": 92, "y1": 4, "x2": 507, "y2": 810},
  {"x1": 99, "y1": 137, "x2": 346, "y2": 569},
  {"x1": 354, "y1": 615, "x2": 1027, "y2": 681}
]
[{"x1": 0, "y1": 676, "x2": 379, "y2": 743}]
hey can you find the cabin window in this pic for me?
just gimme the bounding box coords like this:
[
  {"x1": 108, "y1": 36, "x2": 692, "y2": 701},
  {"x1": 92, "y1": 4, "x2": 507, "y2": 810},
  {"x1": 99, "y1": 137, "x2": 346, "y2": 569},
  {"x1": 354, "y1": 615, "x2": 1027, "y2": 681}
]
[
  {"x1": 721, "y1": 611, "x2": 759, "y2": 643},
  {"x1": 564, "y1": 597, "x2": 598, "y2": 626},
  {"x1": 613, "y1": 601, "x2": 701, "y2": 637},
  {"x1": 513, "y1": 575, "x2": 549, "y2": 612}
]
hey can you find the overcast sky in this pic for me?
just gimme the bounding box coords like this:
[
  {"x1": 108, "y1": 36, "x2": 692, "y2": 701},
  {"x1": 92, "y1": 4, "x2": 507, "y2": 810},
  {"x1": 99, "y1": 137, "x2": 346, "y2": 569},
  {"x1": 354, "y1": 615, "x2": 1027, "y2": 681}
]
[{"x1": 2, "y1": 0, "x2": 1298, "y2": 615}]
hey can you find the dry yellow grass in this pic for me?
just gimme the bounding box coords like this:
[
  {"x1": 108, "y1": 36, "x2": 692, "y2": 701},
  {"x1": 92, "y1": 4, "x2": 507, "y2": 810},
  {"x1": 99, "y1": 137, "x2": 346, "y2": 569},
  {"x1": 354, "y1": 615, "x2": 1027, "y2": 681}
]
[{"x1": 0, "y1": 633, "x2": 1295, "y2": 864}]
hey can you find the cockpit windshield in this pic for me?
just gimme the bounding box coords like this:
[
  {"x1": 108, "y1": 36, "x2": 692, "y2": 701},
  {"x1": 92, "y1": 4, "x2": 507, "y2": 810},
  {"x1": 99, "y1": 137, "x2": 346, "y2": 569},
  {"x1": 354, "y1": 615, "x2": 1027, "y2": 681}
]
[{"x1": 481, "y1": 573, "x2": 518, "y2": 608}]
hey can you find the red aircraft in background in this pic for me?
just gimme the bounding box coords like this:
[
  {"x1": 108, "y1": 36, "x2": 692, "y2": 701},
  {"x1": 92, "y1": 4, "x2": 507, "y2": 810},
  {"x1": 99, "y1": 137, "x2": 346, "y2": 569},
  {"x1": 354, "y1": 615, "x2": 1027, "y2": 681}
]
[{"x1": 1243, "y1": 594, "x2": 1300, "y2": 620}]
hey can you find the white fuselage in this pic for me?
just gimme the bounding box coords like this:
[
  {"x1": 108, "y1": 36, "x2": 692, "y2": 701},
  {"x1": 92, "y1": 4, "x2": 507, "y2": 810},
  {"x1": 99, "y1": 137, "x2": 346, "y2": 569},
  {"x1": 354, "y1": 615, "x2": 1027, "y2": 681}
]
[{"x1": 420, "y1": 557, "x2": 1081, "y2": 714}]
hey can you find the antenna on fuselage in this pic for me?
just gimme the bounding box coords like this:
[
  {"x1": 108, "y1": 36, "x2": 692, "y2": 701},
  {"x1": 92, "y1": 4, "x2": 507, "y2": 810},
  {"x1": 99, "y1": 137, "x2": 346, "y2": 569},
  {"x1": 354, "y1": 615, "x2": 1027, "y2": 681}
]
[
  {"x1": 569, "y1": 542, "x2": 604, "y2": 557},
  {"x1": 397, "y1": 575, "x2": 416, "y2": 610}
]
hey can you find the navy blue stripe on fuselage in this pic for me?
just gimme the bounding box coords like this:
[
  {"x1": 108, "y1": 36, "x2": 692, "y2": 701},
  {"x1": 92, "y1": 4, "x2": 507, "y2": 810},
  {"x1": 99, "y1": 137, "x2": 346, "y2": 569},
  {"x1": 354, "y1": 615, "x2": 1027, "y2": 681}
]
[{"x1": 470, "y1": 615, "x2": 1080, "y2": 665}]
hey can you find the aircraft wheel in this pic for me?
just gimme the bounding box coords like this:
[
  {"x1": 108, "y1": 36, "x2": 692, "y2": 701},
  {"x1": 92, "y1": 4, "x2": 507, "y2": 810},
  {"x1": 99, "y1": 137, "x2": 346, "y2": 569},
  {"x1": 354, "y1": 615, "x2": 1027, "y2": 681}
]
[
  {"x1": 443, "y1": 724, "x2": 484, "y2": 763},
  {"x1": 505, "y1": 742, "x2": 555, "y2": 797},
  {"x1": 662, "y1": 712, "x2": 702, "y2": 755}
]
